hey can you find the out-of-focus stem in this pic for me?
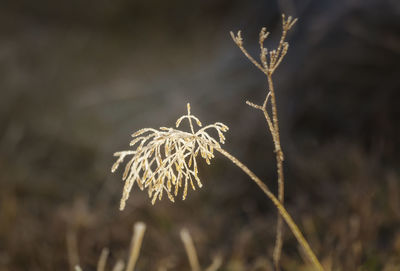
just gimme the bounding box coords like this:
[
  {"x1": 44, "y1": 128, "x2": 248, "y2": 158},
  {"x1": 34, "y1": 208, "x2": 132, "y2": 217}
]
[
  {"x1": 97, "y1": 247, "x2": 109, "y2": 271},
  {"x1": 112, "y1": 260, "x2": 125, "y2": 271},
  {"x1": 126, "y1": 222, "x2": 146, "y2": 271},
  {"x1": 180, "y1": 228, "x2": 201, "y2": 271}
]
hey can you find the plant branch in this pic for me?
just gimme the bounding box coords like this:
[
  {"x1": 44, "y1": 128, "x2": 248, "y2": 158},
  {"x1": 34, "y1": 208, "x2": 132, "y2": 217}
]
[
  {"x1": 216, "y1": 147, "x2": 324, "y2": 271},
  {"x1": 230, "y1": 15, "x2": 297, "y2": 270},
  {"x1": 230, "y1": 31, "x2": 269, "y2": 76},
  {"x1": 267, "y1": 74, "x2": 285, "y2": 271}
]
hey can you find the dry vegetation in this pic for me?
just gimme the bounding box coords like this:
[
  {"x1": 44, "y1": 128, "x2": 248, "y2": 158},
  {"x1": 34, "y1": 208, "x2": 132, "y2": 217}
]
[
  {"x1": 230, "y1": 14, "x2": 297, "y2": 271},
  {"x1": 111, "y1": 15, "x2": 324, "y2": 271},
  {"x1": 1, "y1": 2, "x2": 399, "y2": 271},
  {"x1": 112, "y1": 103, "x2": 229, "y2": 208}
]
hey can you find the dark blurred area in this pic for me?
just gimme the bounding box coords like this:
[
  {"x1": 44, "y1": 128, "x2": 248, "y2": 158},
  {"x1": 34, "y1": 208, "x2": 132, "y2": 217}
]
[{"x1": 0, "y1": 0, "x2": 399, "y2": 270}]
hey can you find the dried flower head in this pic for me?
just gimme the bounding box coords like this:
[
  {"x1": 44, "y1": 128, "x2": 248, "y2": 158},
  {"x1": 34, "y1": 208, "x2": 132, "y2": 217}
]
[{"x1": 112, "y1": 103, "x2": 229, "y2": 210}]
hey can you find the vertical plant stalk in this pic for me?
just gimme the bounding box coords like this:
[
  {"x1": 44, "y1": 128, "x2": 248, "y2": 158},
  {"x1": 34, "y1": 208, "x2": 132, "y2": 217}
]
[
  {"x1": 231, "y1": 14, "x2": 297, "y2": 270},
  {"x1": 180, "y1": 228, "x2": 201, "y2": 271},
  {"x1": 97, "y1": 248, "x2": 110, "y2": 271},
  {"x1": 216, "y1": 147, "x2": 324, "y2": 271},
  {"x1": 126, "y1": 222, "x2": 147, "y2": 271},
  {"x1": 268, "y1": 75, "x2": 285, "y2": 271}
]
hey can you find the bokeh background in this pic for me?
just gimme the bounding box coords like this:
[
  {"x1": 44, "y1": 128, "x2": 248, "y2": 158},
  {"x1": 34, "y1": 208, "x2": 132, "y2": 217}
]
[{"x1": 1, "y1": 0, "x2": 399, "y2": 270}]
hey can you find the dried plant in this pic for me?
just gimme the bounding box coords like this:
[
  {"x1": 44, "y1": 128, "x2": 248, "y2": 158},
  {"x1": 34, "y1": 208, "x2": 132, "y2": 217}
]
[
  {"x1": 180, "y1": 229, "x2": 201, "y2": 271},
  {"x1": 180, "y1": 228, "x2": 223, "y2": 271},
  {"x1": 112, "y1": 103, "x2": 323, "y2": 270},
  {"x1": 73, "y1": 222, "x2": 145, "y2": 271},
  {"x1": 126, "y1": 222, "x2": 147, "y2": 271},
  {"x1": 112, "y1": 103, "x2": 228, "y2": 210},
  {"x1": 230, "y1": 14, "x2": 297, "y2": 271},
  {"x1": 111, "y1": 14, "x2": 324, "y2": 271},
  {"x1": 97, "y1": 248, "x2": 109, "y2": 271},
  {"x1": 72, "y1": 221, "x2": 222, "y2": 271}
]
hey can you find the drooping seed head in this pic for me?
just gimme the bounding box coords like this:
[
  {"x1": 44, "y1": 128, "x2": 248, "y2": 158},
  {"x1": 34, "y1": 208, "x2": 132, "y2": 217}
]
[{"x1": 112, "y1": 103, "x2": 229, "y2": 210}]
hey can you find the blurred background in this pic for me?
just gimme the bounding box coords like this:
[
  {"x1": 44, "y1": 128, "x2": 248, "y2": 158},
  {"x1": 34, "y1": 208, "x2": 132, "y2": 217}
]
[{"x1": 0, "y1": 0, "x2": 399, "y2": 270}]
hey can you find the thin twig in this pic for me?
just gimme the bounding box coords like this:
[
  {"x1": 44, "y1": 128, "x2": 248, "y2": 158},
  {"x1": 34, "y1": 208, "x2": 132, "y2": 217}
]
[{"x1": 230, "y1": 31, "x2": 269, "y2": 76}]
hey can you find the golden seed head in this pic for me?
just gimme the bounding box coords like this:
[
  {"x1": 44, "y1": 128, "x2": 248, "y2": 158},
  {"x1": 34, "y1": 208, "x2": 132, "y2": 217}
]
[{"x1": 112, "y1": 103, "x2": 229, "y2": 210}]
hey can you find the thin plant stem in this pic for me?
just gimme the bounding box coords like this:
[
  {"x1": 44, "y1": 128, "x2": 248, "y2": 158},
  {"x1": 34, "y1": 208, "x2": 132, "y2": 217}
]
[
  {"x1": 231, "y1": 15, "x2": 298, "y2": 270},
  {"x1": 216, "y1": 147, "x2": 324, "y2": 271},
  {"x1": 126, "y1": 222, "x2": 147, "y2": 271},
  {"x1": 247, "y1": 76, "x2": 285, "y2": 271},
  {"x1": 180, "y1": 228, "x2": 201, "y2": 271},
  {"x1": 267, "y1": 74, "x2": 285, "y2": 271},
  {"x1": 97, "y1": 248, "x2": 109, "y2": 271}
]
